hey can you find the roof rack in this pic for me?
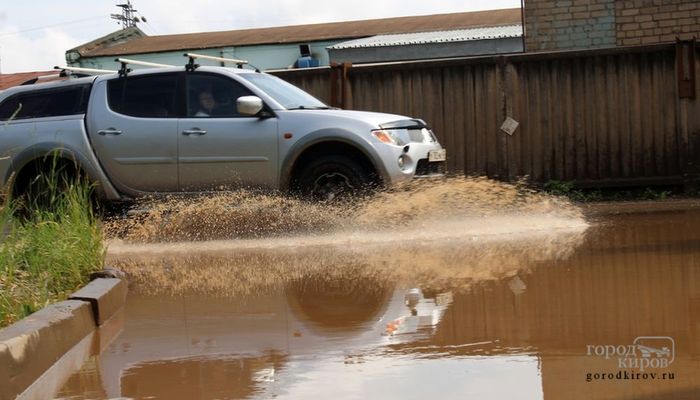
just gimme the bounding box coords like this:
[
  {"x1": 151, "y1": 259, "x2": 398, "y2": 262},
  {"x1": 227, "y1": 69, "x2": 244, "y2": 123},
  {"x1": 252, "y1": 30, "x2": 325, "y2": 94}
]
[
  {"x1": 20, "y1": 66, "x2": 117, "y2": 85},
  {"x1": 184, "y1": 52, "x2": 248, "y2": 71},
  {"x1": 20, "y1": 73, "x2": 62, "y2": 86},
  {"x1": 35, "y1": 73, "x2": 62, "y2": 80},
  {"x1": 114, "y1": 57, "x2": 175, "y2": 77},
  {"x1": 54, "y1": 65, "x2": 117, "y2": 75}
]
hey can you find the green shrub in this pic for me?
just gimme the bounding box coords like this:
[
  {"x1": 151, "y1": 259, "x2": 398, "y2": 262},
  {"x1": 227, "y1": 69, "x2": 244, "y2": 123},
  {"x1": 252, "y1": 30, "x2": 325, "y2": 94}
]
[{"x1": 0, "y1": 174, "x2": 104, "y2": 327}]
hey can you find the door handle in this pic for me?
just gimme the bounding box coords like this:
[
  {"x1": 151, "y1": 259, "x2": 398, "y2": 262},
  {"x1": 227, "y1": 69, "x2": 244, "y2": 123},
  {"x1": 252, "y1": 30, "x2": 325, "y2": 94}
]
[
  {"x1": 182, "y1": 128, "x2": 207, "y2": 136},
  {"x1": 97, "y1": 128, "x2": 123, "y2": 136}
]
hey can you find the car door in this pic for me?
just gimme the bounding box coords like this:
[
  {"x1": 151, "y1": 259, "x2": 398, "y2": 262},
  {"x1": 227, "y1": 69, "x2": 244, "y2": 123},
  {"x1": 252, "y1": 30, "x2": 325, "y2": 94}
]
[
  {"x1": 177, "y1": 72, "x2": 278, "y2": 191},
  {"x1": 87, "y1": 73, "x2": 180, "y2": 193}
]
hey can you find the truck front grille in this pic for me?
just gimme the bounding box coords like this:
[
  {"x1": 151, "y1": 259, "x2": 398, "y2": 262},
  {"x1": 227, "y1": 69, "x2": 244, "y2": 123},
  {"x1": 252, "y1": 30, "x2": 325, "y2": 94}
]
[{"x1": 415, "y1": 159, "x2": 445, "y2": 176}]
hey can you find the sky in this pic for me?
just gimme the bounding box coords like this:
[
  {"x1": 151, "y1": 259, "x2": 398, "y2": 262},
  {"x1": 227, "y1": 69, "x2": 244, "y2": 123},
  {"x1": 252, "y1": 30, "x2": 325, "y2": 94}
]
[{"x1": 0, "y1": 0, "x2": 521, "y2": 74}]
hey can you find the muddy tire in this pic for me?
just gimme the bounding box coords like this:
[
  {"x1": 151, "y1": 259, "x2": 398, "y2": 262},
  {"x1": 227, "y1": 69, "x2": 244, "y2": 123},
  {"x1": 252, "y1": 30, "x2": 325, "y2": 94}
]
[
  {"x1": 13, "y1": 158, "x2": 94, "y2": 216},
  {"x1": 296, "y1": 155, "x2": 372, "y2": 201}
]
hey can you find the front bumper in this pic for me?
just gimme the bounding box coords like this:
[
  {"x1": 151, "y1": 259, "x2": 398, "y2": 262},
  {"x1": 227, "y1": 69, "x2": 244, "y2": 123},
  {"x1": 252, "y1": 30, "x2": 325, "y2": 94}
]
[
  {"x1": 414, "y1": 158, "x2": 446, "y2": 176},
  {"x1": 379, "y1": 142, "x2": 446, "y2": 185}
]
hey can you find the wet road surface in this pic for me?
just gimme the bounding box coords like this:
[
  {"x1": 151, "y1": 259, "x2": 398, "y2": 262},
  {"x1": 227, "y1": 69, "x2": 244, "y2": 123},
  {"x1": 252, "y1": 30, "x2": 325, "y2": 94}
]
[{"x1": 53, "y1": 203, "x2": 700, "y2": 399}]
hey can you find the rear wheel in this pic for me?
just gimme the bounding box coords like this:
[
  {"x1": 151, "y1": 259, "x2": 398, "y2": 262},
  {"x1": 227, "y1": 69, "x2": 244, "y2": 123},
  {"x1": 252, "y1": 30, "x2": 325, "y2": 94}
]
[
  {"x1": 12, "y1": 158, "x2": 94, "y2": 216},
  {"x1": 296, "y1": 155, "x2": 373, "y2": 201}
]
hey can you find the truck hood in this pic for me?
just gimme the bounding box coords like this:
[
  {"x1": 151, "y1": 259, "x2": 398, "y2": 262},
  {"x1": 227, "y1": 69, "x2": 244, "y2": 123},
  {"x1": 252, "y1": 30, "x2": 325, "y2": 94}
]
[{"x1": 283, "y1": 109, "x2": 413, "y2": 128}]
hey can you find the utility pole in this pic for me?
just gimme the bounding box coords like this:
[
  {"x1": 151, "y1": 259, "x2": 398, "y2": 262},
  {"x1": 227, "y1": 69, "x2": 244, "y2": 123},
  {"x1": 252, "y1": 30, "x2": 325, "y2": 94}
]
[{"x1": 111, "y1": 1, "x2": 146, "y2": 29}]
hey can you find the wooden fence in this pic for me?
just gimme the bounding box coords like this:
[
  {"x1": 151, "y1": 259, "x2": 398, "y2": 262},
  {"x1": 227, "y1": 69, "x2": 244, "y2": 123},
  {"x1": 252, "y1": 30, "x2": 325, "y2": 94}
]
[{"x1": 272, "y1": 42, "x2": 699, "y2": 187}]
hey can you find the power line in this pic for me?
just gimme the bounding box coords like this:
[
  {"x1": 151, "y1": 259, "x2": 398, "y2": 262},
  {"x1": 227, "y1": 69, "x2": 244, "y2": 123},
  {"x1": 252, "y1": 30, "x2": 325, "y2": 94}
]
[
  {"x1": 143, "y1": 21, "x2": 160, "y2": 35},
  {"x1": 0, "y1": 15, "x2": 105, "y2": 37}
]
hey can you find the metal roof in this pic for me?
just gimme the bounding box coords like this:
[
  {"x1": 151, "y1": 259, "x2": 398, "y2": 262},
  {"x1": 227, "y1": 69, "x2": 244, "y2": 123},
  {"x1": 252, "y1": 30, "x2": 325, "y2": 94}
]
[
  {"x1": 0, "y1": 71, "x2": 60, "y2": 90},
  {"x1": 72, "y1": 9, "x2": 521, "y2": 57},
  {"x1": 328, "y1": 24, "x2": 523, "y2": 49}
]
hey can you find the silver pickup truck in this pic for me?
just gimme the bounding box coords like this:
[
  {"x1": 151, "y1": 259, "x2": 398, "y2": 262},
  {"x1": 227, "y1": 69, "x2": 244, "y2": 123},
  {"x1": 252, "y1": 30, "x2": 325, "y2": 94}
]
[{"x1": 0, "y1": 66, "x2": 445, "y2": 202}]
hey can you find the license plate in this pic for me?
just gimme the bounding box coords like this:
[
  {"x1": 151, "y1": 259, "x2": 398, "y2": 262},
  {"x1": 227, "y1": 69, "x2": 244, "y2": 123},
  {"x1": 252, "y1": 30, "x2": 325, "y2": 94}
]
[{"x1": 428, "y1": 149, "x2": 446, "y2": 162}]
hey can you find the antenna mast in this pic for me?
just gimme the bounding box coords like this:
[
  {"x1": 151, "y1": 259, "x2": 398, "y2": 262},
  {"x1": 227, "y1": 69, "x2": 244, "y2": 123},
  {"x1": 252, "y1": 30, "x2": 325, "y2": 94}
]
[{"x1": 111, "y1": 1, "x2": 146, "y2": 29}]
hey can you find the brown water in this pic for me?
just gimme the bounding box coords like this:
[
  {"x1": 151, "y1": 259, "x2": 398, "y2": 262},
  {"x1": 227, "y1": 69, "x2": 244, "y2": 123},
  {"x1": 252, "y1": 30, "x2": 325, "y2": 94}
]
[{"x1": 50, "y1": 182, "x2": 700, "y2": 399}]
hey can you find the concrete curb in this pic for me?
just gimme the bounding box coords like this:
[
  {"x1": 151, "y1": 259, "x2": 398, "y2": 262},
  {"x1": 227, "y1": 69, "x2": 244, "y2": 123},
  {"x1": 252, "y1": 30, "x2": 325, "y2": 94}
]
[
  {"x1": 0, "y1": 278, "x2": 127, "y2": 400},
  {"x1": 69, "y1": 278, "x2": 127, "y2": 326}
]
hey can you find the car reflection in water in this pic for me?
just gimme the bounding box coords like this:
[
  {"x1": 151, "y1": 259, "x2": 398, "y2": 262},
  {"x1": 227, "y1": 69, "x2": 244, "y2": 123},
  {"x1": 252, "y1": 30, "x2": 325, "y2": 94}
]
[
  {"x1": 56, "y1": 281, "x2": 458, "y2": 399},
  {"x1": 55, "y1": 208, "x2": 700, "y2": 399}
]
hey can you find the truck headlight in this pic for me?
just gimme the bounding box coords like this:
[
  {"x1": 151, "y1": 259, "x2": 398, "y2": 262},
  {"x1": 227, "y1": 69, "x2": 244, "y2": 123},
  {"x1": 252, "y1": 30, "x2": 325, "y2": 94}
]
[
  {"x1": 423, "y1": 128, "x2": 438, "y2": 143},
  {"x1": 372, "y1": 129, "x2": 407, "y2": 146}
]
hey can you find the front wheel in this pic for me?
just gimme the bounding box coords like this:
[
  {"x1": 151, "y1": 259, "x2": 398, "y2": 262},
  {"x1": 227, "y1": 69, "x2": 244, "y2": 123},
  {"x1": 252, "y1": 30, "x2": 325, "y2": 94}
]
[{"x1": 296, "y1": 155, "x2": 373, "y2": 201}]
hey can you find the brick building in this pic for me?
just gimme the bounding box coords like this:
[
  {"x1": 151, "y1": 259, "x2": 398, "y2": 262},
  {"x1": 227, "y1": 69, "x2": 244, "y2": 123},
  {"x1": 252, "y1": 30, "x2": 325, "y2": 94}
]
[{"x1": 524, "y1": 0, "x2": 700, "y2": 51}]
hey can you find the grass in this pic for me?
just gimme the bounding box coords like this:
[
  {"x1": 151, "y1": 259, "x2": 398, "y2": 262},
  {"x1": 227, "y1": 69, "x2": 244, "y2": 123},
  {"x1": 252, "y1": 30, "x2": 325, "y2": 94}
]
[{"x1": 0, "y1": 170, "x2": 104, "y2": 327}]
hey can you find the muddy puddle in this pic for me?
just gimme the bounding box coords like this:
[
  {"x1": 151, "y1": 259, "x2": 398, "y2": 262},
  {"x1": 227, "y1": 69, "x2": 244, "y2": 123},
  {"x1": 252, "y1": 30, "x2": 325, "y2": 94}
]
[{"x1": 47, "y1": 179, "x2": 700, "y2": 399}]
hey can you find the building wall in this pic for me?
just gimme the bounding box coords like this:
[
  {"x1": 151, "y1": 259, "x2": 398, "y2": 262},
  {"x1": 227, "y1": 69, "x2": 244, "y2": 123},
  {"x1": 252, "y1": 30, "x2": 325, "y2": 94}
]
[
  {"x1": 525, "y1": 0, "x2": 700, "y2": 51},
  {"x1": 524, "y1": 0, "x2": 617, "y2": 51},
  {"x1": 73, "y1": 41, "x2": 338, "y2": 71},
  {"x1": 615, "y1": 0, "x2": 700, "y2": 46}
]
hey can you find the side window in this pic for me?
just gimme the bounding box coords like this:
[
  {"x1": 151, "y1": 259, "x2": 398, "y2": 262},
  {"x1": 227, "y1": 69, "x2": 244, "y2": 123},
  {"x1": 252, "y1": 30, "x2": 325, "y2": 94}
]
[
  {"x1": 0, "y1": 85, "x2": 90, "y2": 121},
  {"x1": 108, "y1": 74, "x2": 178, "y2": 118},
  {"x1": 186, "y1": 74, "x2": 254, "y2": 118}
]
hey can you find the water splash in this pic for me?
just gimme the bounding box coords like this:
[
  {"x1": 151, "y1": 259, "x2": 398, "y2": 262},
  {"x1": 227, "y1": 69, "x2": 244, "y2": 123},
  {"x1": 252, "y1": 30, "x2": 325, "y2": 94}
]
[
  {"x1": 105, "y1": 177, "x2": 583, "y2": 243},
  {"x1": 103, "y1": 176, "x2": 588, "y2": 296}
]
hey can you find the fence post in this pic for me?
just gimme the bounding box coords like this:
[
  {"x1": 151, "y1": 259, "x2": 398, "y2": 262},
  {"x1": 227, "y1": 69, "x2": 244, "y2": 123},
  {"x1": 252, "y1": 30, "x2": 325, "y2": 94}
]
[
  {"x1": 329, "y1": 63, "x2": 340, "y2": 108},
  {"x1": 496, "y1": 56, "x2": 514, "y2": 179},
  {"x1": 677, "y1": 39, "x2": 696, "y2": 99},
  {"x1": 677, "y1": 40, "x2": 700, "y2": 192},
  {"x1": 342, "y1": 62, "x2": 353, "y2": 110},
  {"x1": 329, "y1": 62, "x2": 353, "y2": 109}
]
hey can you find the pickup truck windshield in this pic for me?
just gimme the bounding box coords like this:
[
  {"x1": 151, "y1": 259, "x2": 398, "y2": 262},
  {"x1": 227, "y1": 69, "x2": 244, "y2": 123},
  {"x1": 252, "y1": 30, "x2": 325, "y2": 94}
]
[{"x1": 238, "y1": 73, "x2": 329, "y2": 110}]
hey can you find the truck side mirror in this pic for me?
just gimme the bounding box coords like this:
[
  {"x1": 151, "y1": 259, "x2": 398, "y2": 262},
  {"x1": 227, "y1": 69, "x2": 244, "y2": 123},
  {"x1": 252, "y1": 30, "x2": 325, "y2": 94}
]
[{"x1": 237, "y1": 96, "x2": 264, "y2": 116}]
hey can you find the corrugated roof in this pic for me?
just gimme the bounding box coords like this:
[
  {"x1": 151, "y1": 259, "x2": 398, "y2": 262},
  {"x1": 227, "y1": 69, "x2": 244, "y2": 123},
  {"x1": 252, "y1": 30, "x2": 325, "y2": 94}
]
[
  {"x1": 0, "y1": 71, "x2": 60, "y2": 90},
  {"x1": 77, "y1": 8, "x2": 521, "y2": 57},
  {"x1": 70, "y1": 26, "x2": 145, "y2": 58},
  {"x1": 328, "y1": 24, "x2": 523, "y2": 49}
]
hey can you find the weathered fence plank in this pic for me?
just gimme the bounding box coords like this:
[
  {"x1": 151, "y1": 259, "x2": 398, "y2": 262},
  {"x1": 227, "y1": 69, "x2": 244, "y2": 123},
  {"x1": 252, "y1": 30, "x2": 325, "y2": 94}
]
[{"x1": 272, "y1": 43, "x2": 699, "y2": 186}]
